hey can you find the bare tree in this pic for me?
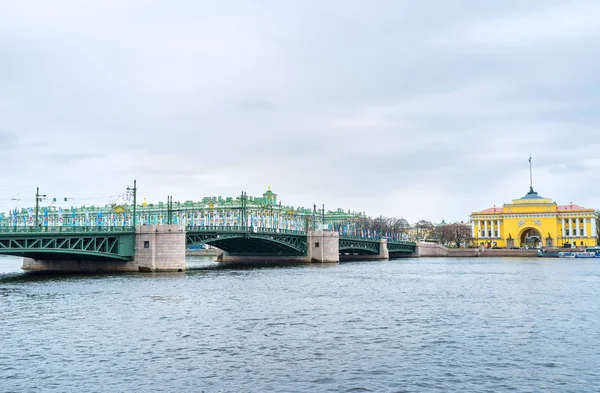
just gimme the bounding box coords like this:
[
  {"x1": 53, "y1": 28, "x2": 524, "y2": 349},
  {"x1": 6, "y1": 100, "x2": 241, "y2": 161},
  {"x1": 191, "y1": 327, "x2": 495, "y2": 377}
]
[
  {"x1": 414, "y1": 220, "x2": 434, "y2": 241},
  {"x1": 357, "y1": 216, "x2": 411, "y2": 236},
  {"x1": 440, "y1": 223, "x2": 472, "y2": 247}
]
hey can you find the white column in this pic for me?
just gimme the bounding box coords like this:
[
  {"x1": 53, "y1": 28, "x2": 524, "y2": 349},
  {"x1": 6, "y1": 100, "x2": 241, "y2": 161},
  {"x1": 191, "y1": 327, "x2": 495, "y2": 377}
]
[
  {"x1": 592, "y1": 217, "x2": 597, "y2": 239},
  {"x1": 584, "y1": 218, "x2": 588, "y2": 237},
  {"x1": 471, "y1": 221, "x2": 475, "y2": 238},
  {"x1": 569, "y1": 218, "x2": 573, "y2": 238},
  {"x1": 478, "y1": 220, "x2": 481, "y2": 238},
  {"x1": 484, "y1": 220, "x2": 488, "y2": 238},
  {"x1": 490, "y1": 220, "x2": 495, "y2": 238},
  {"x1": 562, "y1": 217, "x2": 565, "y2": 238},
  {"x1": 576, "y1": 217, "x2": 580, "y2": 237},
  {"x1": 496, "y1": 220, "x2": 500, "y2": 238}
]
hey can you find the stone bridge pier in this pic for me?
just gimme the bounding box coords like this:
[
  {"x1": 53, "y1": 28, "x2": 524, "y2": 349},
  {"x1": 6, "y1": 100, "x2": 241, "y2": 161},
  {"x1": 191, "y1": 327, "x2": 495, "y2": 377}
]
[
  {"x1": 22, "y1": 225, "x2": 186, "y2": 273},
  {"x1": 307, "y1": 231, "x2": 339, "y2": 263},
  {"x1": 133, "y1": 225, "x2": 186, "y2": 272}
]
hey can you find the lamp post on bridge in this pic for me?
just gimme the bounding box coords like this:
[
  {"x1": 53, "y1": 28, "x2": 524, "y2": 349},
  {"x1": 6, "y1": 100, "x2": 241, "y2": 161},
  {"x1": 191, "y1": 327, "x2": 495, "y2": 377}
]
[
  {"x1": 165, "y1": 195, "x2": 174, "y2": 224},
  {"x1": 240, "y1": 191, "x2": 247, "y2": 229},
  {"x1": 126, "y1": 180, "x2": 137, "y2": 228},
  {"x1": 35, "y1": 187, "x2": 47, "y2": 228}
]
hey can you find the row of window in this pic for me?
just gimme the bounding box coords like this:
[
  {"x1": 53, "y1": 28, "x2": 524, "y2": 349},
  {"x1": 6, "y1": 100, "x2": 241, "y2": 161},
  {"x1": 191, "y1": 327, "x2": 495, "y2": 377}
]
[
  {"x1": 478, "y1": 230, "x2": 589, "y2": 237},
  {"x1": 478, "y1": 231, "x2": 499, "y2": 237},
  {"x1": 564, "y1": 229, "x2": 587, "y2": 236},
  {"x1": 475, "y1": 218, "x2": 590, "y2": 225}
]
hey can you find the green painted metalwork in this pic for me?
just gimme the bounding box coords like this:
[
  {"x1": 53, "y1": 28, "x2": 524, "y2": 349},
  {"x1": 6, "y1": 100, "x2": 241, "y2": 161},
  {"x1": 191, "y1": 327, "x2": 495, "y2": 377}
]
[
  {"x1": 387, "y1": 240, "x2": 416, "y2": 253},
  {"x1": 339, "y1": 236, "x2": 416, "y2": 255},
  {"x1": 339, "y1": 236, "x2": 381, "y2": 255},
  {"x1": 0, "y1": 226, "x2": 135, "y2": 233},
  {"x1": 186, "y1": 226, "x2": 307, "y2": 256},
  {"x1": 0, "y1": 229, "x2": 135, "y2": 261}
]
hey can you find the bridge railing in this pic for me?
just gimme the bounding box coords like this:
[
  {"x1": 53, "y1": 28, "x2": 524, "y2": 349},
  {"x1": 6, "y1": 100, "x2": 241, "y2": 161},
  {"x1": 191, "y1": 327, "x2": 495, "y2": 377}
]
[
  {"x1": 0, "y1": 225, "x2": 136, "y2": 234},
  {"x1": 339, "y1": 234, "x2": 415, "y2": 245},
  {"x1": 386, "y1": 239, "x2": 416, "y2": 245},
  {"x1": 339, "y1": 234, "x2": 381, "y2": 241},
  {"x1": 185, "y1": 225, "x2": 306, "y2": 235}
]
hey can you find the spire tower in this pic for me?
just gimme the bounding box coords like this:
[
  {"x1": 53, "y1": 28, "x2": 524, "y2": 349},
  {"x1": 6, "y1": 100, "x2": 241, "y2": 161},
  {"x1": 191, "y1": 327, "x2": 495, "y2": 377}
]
[{"x1": 529, "y1": 155, "x2": 534, "y2": 193}]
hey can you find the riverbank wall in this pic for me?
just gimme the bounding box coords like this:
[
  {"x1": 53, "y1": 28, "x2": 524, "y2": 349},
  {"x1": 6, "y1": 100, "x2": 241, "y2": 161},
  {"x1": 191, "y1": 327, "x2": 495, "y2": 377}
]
[
  {"x1": 415, "y1": 243, "x2": 539, "y2": 258},
  {"x1": 186, "y1": 249, "x2": 219, "y2": 257}
]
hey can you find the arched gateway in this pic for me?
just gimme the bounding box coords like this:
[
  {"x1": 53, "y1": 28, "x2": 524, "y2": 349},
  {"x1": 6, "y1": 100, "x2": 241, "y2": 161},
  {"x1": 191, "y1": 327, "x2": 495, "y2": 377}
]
[{"x1": 519, "y1": 228, "x2": 542, "y2": 248}]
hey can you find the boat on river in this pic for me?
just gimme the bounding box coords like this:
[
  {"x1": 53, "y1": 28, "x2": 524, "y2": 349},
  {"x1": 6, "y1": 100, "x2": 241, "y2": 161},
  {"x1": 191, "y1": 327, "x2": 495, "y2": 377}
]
[
  {"x1": 538, "y1": 248, "x2": 600, "y2": 258},
  {"x1": 572, "y1": 252, "x2": 600, "y2": 258}
]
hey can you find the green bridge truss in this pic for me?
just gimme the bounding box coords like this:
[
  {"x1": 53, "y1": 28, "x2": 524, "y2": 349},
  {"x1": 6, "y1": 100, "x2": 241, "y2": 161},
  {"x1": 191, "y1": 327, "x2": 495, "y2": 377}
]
[
  {"x1": 339, "y1": 236, "x2": 416, "y2": 255},
  {"x1": 387, "y1": 241, "x2": 416, "y2": 253},
  {"x1": 0, "y1": 225, "x2": 414, "y2": 261},
  {"x1": 0, "y1": 227, "x2": 135, "y2": 261},
  {"x1": 339, "y1": 237, "x2": 381, "y2": 255},
  {"x1": 186, "y1": 226, "x2": 308, "y2": 256}
]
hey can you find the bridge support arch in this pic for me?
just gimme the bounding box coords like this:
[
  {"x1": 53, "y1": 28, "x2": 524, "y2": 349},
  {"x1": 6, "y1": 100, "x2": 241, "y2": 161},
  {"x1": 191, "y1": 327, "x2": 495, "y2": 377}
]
[
  {"x1": 339, "y1": 238, "x2": 390, "y2": 261},
  {"x1": 218, "y1": 231, "x2": 340, "y2": 263}
]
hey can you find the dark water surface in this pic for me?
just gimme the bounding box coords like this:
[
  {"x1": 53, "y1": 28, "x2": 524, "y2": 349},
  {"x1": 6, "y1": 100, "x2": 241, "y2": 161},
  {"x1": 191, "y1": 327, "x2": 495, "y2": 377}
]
[{"x1": 1, "y1": 255, "x2": 599, "y2": 392}]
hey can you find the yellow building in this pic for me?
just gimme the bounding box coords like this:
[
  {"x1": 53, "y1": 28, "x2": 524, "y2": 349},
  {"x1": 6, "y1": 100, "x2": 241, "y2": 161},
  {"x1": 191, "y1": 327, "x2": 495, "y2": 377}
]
[{"x1": 471, "y1": 187, "x2": 597, "y2": 249}]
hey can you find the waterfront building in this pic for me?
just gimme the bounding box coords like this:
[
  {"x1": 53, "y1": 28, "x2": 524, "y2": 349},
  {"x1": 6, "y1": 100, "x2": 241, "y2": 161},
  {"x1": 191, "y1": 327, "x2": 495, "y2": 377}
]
[
  {"x1": 2, "y1": 187, "x2": 367, "y2": 233},
  {"x1": 470, "y1": 187, "x2": 598, "y2": 248}
]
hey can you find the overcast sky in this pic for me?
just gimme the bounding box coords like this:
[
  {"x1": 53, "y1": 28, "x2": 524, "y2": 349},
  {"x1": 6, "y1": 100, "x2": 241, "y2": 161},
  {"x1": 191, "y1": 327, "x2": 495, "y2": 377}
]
[{"x1": 1, "y1": 0, "x2": 599, "y2": 223}]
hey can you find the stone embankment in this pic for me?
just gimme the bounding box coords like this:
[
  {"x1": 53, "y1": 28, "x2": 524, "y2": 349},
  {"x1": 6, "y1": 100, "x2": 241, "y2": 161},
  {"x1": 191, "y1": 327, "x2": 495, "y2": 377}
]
[
  {"x1": 415, "y1": 243, "x2": 539, "y2": 257},
  {"x1": 185, "y1": 249, "x2": 219, "y2": 257}
]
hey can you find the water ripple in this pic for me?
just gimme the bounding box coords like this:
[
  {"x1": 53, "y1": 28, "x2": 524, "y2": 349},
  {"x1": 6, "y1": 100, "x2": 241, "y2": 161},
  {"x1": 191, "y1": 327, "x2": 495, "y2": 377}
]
[{"x1": 0, "y1": 256, "x2": 599, "y2": 392}]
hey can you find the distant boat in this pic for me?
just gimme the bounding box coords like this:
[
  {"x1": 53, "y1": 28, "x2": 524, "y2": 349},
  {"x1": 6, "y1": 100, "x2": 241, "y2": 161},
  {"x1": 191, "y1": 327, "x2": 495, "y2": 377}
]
[
  {"x1": 573, "y1": 252, "x2": 600, "y2": 258},
  {"x1": 538, "y1": 249, "x2": 600, "y2": 258}
]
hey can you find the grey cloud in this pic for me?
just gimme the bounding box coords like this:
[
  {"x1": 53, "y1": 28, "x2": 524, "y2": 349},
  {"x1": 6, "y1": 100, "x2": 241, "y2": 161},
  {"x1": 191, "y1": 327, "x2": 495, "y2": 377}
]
[
  {"x1": 239, "y1": 100, "x2": 275, "y2": 111},
  {"x1": 548, "y1": 163, "x2": 592, "y2": 174},
  {"x1": 1, "y1": 1, "x2": 600, "y2": 222},
  {"x1": 43, "y1": 152, "x2": 106, "y2": 165},
  {"x1": 0, "y1": 131, "x2": 16, "y2": 149}
]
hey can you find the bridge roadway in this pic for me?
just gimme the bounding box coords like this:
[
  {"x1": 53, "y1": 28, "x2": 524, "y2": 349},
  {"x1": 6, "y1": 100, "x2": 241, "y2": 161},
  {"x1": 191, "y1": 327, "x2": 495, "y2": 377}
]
[{"x1": 0, "y1": 225, "x2": 416, "y2": 271}]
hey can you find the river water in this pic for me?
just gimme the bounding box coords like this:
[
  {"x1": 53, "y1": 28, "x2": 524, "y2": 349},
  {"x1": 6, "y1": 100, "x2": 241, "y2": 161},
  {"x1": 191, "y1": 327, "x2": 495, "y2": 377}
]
[{"x1": 1, "y1": 255, "x2": 599, "y2": 392}]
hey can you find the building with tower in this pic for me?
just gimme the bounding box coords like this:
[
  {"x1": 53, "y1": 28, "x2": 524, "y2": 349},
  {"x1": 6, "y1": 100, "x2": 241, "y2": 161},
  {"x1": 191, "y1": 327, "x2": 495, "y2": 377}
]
[{"x1": 470, "y1": 158, "x2": 597, "y2": 248}]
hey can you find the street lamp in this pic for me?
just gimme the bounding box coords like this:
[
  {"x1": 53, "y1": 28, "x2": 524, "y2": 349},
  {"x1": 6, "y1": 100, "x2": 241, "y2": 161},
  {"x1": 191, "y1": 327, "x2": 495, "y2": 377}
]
[
  {"x1": 241, "y1": 191, "x2": 247, "y2": 228},
  {"x1": 126, "y1": 180, "x2": 137, "y2": 228},
  {"x1": 35, "y1": 187, "x2": 46, "y2": 228}
]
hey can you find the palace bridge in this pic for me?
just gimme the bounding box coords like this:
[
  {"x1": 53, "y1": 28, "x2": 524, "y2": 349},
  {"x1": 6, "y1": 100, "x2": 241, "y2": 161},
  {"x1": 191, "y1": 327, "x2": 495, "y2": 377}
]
[{"x1": 0, "y1": 184, "x2": 415, "y2": 272}]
